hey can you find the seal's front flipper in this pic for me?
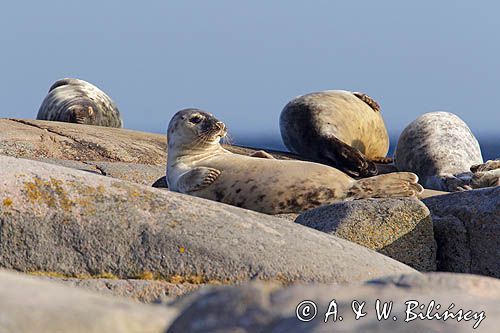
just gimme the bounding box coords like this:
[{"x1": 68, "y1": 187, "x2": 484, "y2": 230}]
[
  {"x1": 347, "y1": 172, "x2": 423, "y2": 200},
  {"x1": 250, "y1": 150, "x2": 275, "y2": 159},
  {"x1": 319, "y1": 136, "x2": 377, "y2": 178},
  {"x1": 176, "y1": 167, "x2": 221, "y2": 193}
]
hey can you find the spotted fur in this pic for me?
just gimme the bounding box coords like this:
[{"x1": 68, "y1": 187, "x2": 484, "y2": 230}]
[
  {"x1": 395, "y1": 112, "x2": 486, "y2": 191},
  {"x1": 167, "y1": 109, "x2": 423, "y2": 214},
  {"x1": 37, "y1": 78, "x2": 123, "y2": 128}
]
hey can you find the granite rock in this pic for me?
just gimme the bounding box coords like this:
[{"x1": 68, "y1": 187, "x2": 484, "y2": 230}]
[
  {"x1": 423, "y1": 187, "x2": 500, "y2": 277},
  {"x1": 295, "y1": 198, "x2": 437, "y2": 271},
  {"x1": 167, "y1": 272, "x2": 499, "y2": 332},
  {"x1": 0, "y1": 155, "x2": 416, "y2": 284},
  {"x1": 0, "y1": 269, "x2": 173, "y2": 333}
]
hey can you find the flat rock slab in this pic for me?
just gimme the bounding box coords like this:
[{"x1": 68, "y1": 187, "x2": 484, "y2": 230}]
[
  {"x1": 0, "y1": 269, "x2": 173, "y2": 333},
  {"x1": 0, "y1": 118, "x2": 395, "y2": 177},
  {"x1": 38, "y1": 158, "x2": 102, "y2": 175},
  {"x1": 167, "y1": 272, "x2": 499, "y2": 332},
  {"x1": 0, "y1": 119, "x2": 300, "y2": 188},
  {"x1": 295, "y1": 198, "x2": 437, "y2": 271},
  {"x1": 423, "y1": 187, "x2": 500, "y2": 278},
  {"x1": 0, "y1": 119, "x2": 297, "y2": 164},
  {"x1": 0, "y1": 119, "x2": 168, "y2": 164},
  {"x1": 0, "y1": 155, "x2": 416, "y2": 284},
  {"x1": 38, "y1": 276, "x2": 202, "y2": 303},
  {"x1": 38, "y1": 159, "x2": 167, "y2": 186},
  {"x1": 91, "y1": 161, "x2": 167, "y2": 186}
]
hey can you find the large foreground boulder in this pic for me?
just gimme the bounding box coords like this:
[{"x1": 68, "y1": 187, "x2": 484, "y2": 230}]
[
  {"x1": 295, "y1": 198, "x2": 436, "y2": 271},
  {"x1": 0, "y1": 155, "x2": 416, "y2": 283},
  {"x1": 0, "y1": 269, "x2": 173, "y2": 333},
  {"x1": 168, "y1": 272, "x2": 500, "y2": 332},
  {"x1": 423, "y1": 187, "x2": 500, "y2": 278}
]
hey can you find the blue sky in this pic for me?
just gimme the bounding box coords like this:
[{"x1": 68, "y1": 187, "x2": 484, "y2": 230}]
[{"x1": 1, "y1": 1, "x2": 499, "y2": 145}]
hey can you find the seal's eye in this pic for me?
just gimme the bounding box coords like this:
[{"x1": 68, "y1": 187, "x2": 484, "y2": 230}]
[{"x1": 189, "y1": 115, "x2": 203, "y2": 124}]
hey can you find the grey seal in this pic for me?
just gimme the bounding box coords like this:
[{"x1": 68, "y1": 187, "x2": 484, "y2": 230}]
[
  {"x1": 166, "y1": 108, "x2": 423, "y2": 214},
  {"x1": 395, "y1": 112, "x2": 499, "y2": 191},
  {"x1": 279, "y1": 90, "x2": 391, "y2": 178},
  {"x1": 37, "y1": 78, "x2": 123, "y2": 128}
]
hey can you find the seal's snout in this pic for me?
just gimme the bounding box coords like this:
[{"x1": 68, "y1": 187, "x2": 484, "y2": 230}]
[{"x1": 216, "y1": 121, "x2": 227, "y2": 135}]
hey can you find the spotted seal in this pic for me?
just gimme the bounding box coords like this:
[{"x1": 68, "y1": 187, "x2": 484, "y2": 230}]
[
  {"x1": 279, "y1": 90, "x2": 391, "y2": 178},
  {"x1": 395, "y1": 112, "x2": 498, "y2": 191},
  {"x1": 166, "y1": 108, "x2": 423, "y2": 214},
  {"x1": 37, "y1": 78, "x2": 123, "y2": 127}
]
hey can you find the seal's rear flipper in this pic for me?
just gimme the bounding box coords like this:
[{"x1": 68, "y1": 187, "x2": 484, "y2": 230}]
[
  {"x1": 319, "y1": 136, "x2": 377, "y2": 178},
  {"x1": 346, "y1": 172, "x2": 423, "y2": 200},
  {"x1": 352, "y1": 92, "x2": 381, "y2": 112},
  {"x1": 426, "y1": 174, "x2": 473, "y2": 192},
  {"x1": 470, "y1": 159, "x2": 500, "y2": 189},
  {"x1": 471, "y1": 168, "x2": 500, "y2": 189},
  {"x1": 371, "y1": 156, "x2": 394, "y2": 164},
  {"x1": 471, "y1": 159, "x2": 500, "y2": 173},
  {"x1": 48, "y1": 78, "x2": 83, "y2": 92}
]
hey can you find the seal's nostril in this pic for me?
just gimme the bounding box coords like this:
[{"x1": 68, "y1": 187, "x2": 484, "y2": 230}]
[{"x1": 216, "y1": 121, "x2": 225, "y2": 130}]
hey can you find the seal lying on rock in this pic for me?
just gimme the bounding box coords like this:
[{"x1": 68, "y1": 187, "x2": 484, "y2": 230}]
[
  {"x1": 167, "y1": 108, "x2": 423, "y2": 214},
  {"x1": 395, "y1": 112, "x2": 498, "y2": 191},
  {"x1": 279, "y1": 90, "x2": 391, "y2": 178},
  {"x1": 37, "y1": 78, "x2": 123, "y2": 128}
]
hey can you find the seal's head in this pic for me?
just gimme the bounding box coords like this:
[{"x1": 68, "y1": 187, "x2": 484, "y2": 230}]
[
  {"x1": 65, "y1": 103, "x2": 96, "y2": 125},
  {"x1": 167, "y1": 108, "x2": 227, "y2": 150}
]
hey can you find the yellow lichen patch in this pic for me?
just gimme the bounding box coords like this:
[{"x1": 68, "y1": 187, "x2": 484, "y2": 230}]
[
  {"x1": 168, "y1": 220, "x2": 179, "y2": 228},
  {"x1": 28, "y1": 271, "x2": 72, "y2": 279},
  {"x1": 136, "y1": 271, "x2": 155, "y2": 280},
  {"x1": 24, "y1": 179, "x2": 45, "y2": 203},
  {"x1": 49, "y1": 177, "x2": 74, "y2": 211},
  {"x1": 96, "y1": 184, "x2": 106, "y2": 194},
  {"x1": 23, "y1": 177, "x2": 75, "y2": 211},
  {"x1": 2, "y1": 198, "x2": 13, "y2": 207},
  {"x1": 95, "y1": 272, "x2": 119, "y2": 279},
  {"x1": 273, "y1": 272, "x2": 294, "y2": 286},
  {"x1": 187, "y1": 275, "x2": 205, "y2": 284},
  {"x1": 167, "y1": 274, "x2": 211, "y2": 285},
  {"x1": 169, "y1": 274, "x2": 185, "y2": 284}
]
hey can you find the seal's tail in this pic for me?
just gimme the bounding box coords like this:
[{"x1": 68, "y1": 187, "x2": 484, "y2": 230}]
[{"x1": 347, "y1": 172, "x2": 423, "y2": 200}]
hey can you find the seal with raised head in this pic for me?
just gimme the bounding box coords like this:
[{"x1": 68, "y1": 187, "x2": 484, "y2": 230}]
[
  {"x1": 395, "y1": 112, "x2": 498, "y2": 191},
  {"x1": 166, "y1": 108, "x2": 423, "y2": 214},
  {"x1": 37, "y1": 78, "x2": 123, "y2": 128},
  {"x1": 279, "y1": 90, "x2": 391, "y2": 178}
]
